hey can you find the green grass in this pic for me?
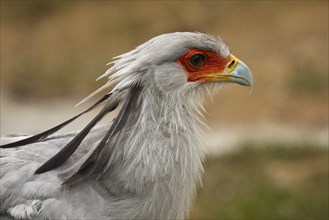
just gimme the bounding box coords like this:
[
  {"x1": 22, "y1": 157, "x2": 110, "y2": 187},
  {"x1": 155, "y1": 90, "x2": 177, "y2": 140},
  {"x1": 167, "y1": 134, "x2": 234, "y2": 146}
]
[{"x1": 190, "y1": 143, "x2": 328, "y2": 220}]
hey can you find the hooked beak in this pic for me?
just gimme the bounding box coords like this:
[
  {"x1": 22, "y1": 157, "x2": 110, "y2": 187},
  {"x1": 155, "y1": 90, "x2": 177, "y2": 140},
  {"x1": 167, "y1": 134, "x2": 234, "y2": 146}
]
[{"x1": 204, "y1": 54, "x2": 254, "y2": 88}]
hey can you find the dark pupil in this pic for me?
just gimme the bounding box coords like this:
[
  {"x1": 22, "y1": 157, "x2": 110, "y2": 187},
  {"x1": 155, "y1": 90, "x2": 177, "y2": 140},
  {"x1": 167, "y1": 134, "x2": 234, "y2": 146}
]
[{"x1": 189, "y1": 53, "x2": 205, "y2": 68}]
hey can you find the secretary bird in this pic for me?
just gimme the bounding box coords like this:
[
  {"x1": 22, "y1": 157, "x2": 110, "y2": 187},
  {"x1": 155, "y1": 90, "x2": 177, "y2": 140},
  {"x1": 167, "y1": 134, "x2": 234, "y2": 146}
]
[{"x1": 0, "y1": 32, "x2": 253, "y2": 219}]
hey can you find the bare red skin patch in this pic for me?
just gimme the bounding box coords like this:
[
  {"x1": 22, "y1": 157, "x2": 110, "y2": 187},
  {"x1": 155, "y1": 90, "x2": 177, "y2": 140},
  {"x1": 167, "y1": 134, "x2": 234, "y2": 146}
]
[{"x1": 177, "y1": 49, "x2": 228, "y2": 82}]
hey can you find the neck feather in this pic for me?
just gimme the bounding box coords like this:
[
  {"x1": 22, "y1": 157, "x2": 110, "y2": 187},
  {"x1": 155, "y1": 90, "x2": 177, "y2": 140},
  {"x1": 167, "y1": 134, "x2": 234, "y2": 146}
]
[{"x1": 102, "y1": 84, "x2": 208, "y2": 219}]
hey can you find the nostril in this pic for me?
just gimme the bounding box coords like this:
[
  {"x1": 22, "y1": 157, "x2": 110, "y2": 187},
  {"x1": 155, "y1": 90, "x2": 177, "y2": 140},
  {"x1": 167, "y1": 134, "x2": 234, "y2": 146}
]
[{"x1": 228, "y1": 60, "x2": 236, "y2": 69}]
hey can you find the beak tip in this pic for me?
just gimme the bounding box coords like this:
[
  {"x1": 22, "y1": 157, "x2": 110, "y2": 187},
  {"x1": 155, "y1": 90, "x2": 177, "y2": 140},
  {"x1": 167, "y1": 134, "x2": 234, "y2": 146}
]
[{"x1": 230, "y1": 59, "x2": 253, "y2": 89}]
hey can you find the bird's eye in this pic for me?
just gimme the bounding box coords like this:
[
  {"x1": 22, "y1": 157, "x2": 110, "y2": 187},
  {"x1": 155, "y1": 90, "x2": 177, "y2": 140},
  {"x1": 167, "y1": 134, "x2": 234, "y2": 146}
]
[{"x1": 189, "y1": 53, "x2": 206, "y2": 69}]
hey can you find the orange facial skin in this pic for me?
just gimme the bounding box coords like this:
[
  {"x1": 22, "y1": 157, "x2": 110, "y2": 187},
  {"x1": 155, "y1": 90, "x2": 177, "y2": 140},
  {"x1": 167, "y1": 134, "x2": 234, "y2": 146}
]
[{"x1": 177, "y1": 49, "x2": 229, "y2": 82}]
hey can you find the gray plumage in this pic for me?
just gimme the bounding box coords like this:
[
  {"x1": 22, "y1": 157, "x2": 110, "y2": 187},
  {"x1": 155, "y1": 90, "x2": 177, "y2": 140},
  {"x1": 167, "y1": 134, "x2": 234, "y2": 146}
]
[{"x1": 0, "y1": 32, "x2": 253, "y2": 219}]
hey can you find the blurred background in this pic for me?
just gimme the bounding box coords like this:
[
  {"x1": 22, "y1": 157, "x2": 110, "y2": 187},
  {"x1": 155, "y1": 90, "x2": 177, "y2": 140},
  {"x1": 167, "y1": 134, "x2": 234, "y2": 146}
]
[{"x1": 1, "y1": 1, "x2": 328, "y2": 219}]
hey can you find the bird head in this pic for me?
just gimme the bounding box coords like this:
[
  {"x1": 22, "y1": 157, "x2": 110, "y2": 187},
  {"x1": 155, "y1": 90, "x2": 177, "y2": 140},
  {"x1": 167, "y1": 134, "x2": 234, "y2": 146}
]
[{"x1": 80, "y1": 32, "x2": 253, "y2": 105}]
